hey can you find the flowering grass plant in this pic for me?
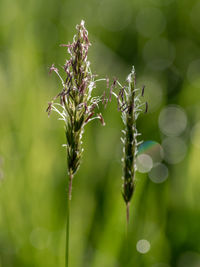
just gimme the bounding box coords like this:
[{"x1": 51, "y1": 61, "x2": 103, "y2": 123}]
[
  {"x1": 113, "y1": 67, "x2": 147, "y2": 222},
  {"x1": 47, "y1": 20, "x2": 106, "y2": 267}
]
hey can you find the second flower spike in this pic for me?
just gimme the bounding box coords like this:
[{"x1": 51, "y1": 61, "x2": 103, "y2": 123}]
[{"x1": 114, "y1": 66, "x2": 147, "y2": 223}]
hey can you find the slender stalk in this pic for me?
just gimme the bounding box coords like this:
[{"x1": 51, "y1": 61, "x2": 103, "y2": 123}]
[
  {"x1": 125, "y1": 202, "x2": 130, "y2": 236},
  {"x1": 66, "y1": 172, "x2": 73, "y2": 267},
  {"x1": 65, "y1": 193, "x2": 70, "y2": 267},
  {"x1": 126, "y1": 202, "x2": 130, "y2": 225}
]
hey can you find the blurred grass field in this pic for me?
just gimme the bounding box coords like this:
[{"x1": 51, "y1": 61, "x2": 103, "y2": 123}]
[{"x1": 1, "y1": 0, "x2": 200, "y2": 266}]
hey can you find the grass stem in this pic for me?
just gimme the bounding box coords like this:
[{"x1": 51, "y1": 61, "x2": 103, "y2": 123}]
[
  {"x1": 66, "y1": 173, "x2": 73, "y2": 267},
  {"x1": 126, "y1": 202, "x2": 130, "y2": 225}
]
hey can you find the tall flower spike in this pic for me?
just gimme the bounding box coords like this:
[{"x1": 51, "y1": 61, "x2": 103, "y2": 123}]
[
  {"x1": 47, "y1": 20, "x2": 107, "y2": 198},
  {"x1": 47, "y1": 21, "x2": 107, "y2": 267},
  {"x1": 114, "y1": 66, "x2": 146, "y2": 224}
]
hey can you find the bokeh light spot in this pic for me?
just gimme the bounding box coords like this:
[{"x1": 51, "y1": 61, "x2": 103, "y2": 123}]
[
  {"x1": 162, "y1": 137, "x2": 187, "y2": 164},
  {"x1": 187, "y1": 59, "x2": 200, "y2": 87},
  {"x1": 138, "y1": 141, "x2": 164, "y2": 164},
  {"x1": 136, "y1": 154, "x2": 153, "y2": 173},
  {"x1": 148, "y1": 163, "x2": 168, "y2": 183},
  {"x1": 176, "y1": 39, "x2": 199, "y2": 72},
  {"x1": 30, "y1": 228, "x2": 50, "y2": 250},
  {"x1": 136, "y1": 239, "x2": 151, "y2": 254},
  {"x1": 159, "y1": 105, "x2": 187, "y2": 136},
  {"x1": 190, "y1": 2, "x2": 200, "y2": 34},
  {"x1": 191, "y1": 122, "x2": 200, "y2": 148},
  {"x1": 0, "y1": 156, "x2": 4, "y2": 167},
  {"x1": 143, "y1": 38, "x2": 175, "y2": 70},
  {"x1": 98, "y1": 0, "x2": 132, "y2": 31},
  {"x1": 177, "y1": 251, "x2": 200, "y2": 267},
  {"x1": 0, "y1": 170, "x2": 4, "y2": 180},
  {"x1": 136, "y1": 7, "x2": 166, "y2": 37}
]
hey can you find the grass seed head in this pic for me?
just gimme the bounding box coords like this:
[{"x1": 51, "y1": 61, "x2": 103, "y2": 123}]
[
  {"x1": 47, "y1": 20, "x2": 107, "y2": 197},
  {"x1": 113, "y1": 66, "x2": 147, "y2": 220}
]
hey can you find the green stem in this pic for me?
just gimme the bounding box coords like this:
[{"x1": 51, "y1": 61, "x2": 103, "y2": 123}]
[
  {"x1": 126, "y1": 202, "x2": 130, "y2": 225},
  {"x1": 66, "y1": 173, "x2": 73, "y2": 267},
  {"x1": 126, "y1": 202, "x2": 130, "y2": 236}
]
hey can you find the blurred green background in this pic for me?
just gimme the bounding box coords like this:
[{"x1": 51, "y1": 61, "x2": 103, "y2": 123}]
[{"x1": 1, "y1": 0, "x2": 200, "y2": 266}]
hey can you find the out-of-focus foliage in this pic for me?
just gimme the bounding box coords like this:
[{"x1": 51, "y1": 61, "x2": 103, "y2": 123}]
[{"x1": 0, "y1": 0, "x2": 200, "y2": 266}]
